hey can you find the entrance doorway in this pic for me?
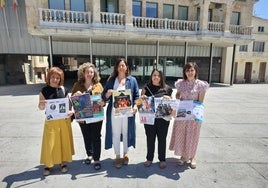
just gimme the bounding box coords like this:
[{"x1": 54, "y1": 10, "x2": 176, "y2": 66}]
[{"x1": 244, "y1": 62, "x2": 252, "y2": 83}]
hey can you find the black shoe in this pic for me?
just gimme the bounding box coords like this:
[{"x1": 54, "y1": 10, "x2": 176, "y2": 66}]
[{"x1": 84, "y1": 156, "x2": 92, "y2": 165}]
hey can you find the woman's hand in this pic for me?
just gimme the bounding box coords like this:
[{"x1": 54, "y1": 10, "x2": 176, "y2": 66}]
[
  {"x1": 98, "y1": 100, "x2": 106, "y2": 107},
  {"x1": 132, "y1": 106, "x2": 138, "y2": 114},
  {"x1": 67, "y1": 111, "x2": 74, "y2": 117},
  {"x1": 162, "y1": 95, "x2": 171, "y2": 100},
  {"x1": 73, "y1": 91, "x2": 83, "y2": 96},
  {"x1": 105, "y1": 89, "x2": 114, "y2": 99},
  {"x1": 38, "y1": 100, "x2": 47, "y2": 110}
]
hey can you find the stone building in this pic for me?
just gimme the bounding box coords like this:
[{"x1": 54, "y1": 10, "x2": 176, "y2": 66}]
[{"x1": 1, "y1": 0, "x2": 265, "y2": 85}]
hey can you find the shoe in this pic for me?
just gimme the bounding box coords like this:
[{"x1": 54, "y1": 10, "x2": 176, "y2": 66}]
[
  {"x1": 190, "y1": 159, "x2": 197, "y2": 169},
  {"x1": 159, "y1": 161, "x2": 167, "y2": 169},
  {"x1": 43, "y1": 167, "x2": 50, "y2": 176},
  {"x1": 178, "y1": 157, "x2": 185, "y2": 166},
  {"x1": 144, "y1": 160, "x2": 152, "y2": 167},
  {"x1": 60, "y1": 164, "x2": 68, "y2": 173},
  {"x1": 94, "y1": 163, "x2": 101, "y2": 170},
  {"x1": 115, "y1": 158, "x2": 122, "y2": 169},
  {"x1": 84, "y1": 156, "x2": 92, "y2": 165},
  {"x1": 123, "y1": 156, "x2": 129, "y2": 165}
]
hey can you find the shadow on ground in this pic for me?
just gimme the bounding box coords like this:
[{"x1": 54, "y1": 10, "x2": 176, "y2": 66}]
[{"x1": 2, "y1": 158, "x2": 189, "y2": 187}]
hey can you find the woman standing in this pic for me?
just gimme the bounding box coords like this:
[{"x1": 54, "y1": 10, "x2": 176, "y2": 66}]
[
  {"x1": 38, "y1": 67, "x2": 74, "y2": 176},
  {"x1": 141, "y1": 69, "x2": 173, "y2": 169},
  {"x1": 71, "y1": 62, "x2": 104, "y2": 170},
  {"x1": 169, "y1": 62, "x2": 209, "y2": 169},
  {"x1": 102, "y1": 58, "x2": 139, "y2": 169}
]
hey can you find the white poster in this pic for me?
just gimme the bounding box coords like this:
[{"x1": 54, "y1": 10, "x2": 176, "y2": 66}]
[{"x1": 45, "y1": 98, "x2": 69, "y2": 120}]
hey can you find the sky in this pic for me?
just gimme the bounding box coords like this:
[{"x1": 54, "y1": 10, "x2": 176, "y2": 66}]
[{"x1": 253, "y1": 0, "x2": 268, "y2": 19}]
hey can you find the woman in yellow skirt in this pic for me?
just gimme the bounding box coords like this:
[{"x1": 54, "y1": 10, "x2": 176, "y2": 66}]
[{"x1": 38, "y1": 67, "x2": 75, "y2": 176}]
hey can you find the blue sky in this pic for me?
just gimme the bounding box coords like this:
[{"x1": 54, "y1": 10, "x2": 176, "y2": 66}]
[{"x1": 253, "y1": 0, "x2": 268, "y2": 19}]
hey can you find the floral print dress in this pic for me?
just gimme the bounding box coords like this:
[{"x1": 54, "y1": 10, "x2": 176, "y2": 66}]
[{"x1": 169, "y1": 79, "x2": 208, "y2": 161}]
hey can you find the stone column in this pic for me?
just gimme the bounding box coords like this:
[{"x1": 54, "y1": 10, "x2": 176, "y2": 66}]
[
  {"x1": 199, "y1": 0, "x2": 209, "y2": 32},
  {"x1": 91, "y1": 0, "x2": 101, "y2": 27},
  {"x1": 223, "y1": 1, "x2": 232, "y2": 34},
  {"x1": 124, "y1": 0, "x2": 133, "y2": 29}
]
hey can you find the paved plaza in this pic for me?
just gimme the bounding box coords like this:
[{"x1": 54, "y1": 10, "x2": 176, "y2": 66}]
[{"x1": 0, "y1": 83, "x2": 268, "y2": 188}]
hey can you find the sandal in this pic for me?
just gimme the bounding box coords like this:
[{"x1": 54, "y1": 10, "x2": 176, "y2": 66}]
[
  {"x1": 123, "y1": 156, "x2": 129, "y2": 165},
  {"x1": 43, "y1": 167, "x2": 50, "y2": 176},
  {"x1": 60, "y1": 164, "x2": 68, "y2": 173},
  {"x1": 190, "y1": 159, "x2": 197, "y2": 169},
  {"x1": 115, "y1": 158, "x2": 122, "y2": 169},
  {"x1": 84, "y1": 156, "x2": 92, "y2": 165},
  {"x1": 178, "y1": 157, "x2": 186, "y2": 166},
  {"x1": 94, "y1": 163, "x2": 101, "y2": 170},
  {"x1": 144, "y1": 160, "x2": 152, "y2": 167}
]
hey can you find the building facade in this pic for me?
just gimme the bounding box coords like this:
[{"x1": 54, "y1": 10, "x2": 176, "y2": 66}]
[
  {"x1": 235, "y1": 16, "x2": 268, "y2": 83},
  {"x1": 0, "y1": 0, "x2": 263, "y2": 85}
]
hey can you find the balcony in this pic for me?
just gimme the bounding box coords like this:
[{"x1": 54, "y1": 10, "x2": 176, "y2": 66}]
[{"x1": 38, "y1": 8, "x2": 252, "y2": 37}]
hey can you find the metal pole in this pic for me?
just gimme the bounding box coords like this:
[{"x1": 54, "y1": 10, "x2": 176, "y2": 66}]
[
  {"x1": 48, "y1": 36, "x2": 53, "y2": 67},
  {"x1": 125, "y1": 39, "x2": 128, "y2": 60},
  {"x1": 89, "y1": 37, "x2": 93, "y2": 64},
  {"x1": 184, "y1": 42, "x2": 188, "y2": 65},
  {"x1": 230, "y1": 44, "x2": 236, "y2": 86},
  {"x1": 156, "y1": 40, "x2": 159, "y2": 69},
  {"x1": 208, "y1": 43, "x2": 213, "y2": 84}
]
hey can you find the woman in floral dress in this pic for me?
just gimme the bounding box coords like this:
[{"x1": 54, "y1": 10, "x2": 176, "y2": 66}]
[{"x1": 169, "y1": 62, "x2": 208, "y2": 169}]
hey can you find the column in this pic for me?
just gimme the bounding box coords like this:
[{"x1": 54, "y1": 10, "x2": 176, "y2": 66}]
[
  {"x1": 91, "y1": 0, "x2": 101, "y2": 27},
  {"x1": 199, "y1": 0, "x2": 209, "y2": 32},
  {"x1": 124, "y1": 0, "x2": 133, "y2": 29}
]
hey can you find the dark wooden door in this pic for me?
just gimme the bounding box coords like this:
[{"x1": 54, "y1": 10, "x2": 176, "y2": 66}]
[
  {"x1": 244, "y1": 62, "x2": 252, "y2": 83},
  {"x1": 259, "y1": 62, "x2": 266, "y2": 82}
]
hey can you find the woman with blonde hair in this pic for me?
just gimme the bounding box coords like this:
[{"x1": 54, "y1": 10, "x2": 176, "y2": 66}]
[{"x1": 71, "y1": 62, "x2": 104, "y2": 170}]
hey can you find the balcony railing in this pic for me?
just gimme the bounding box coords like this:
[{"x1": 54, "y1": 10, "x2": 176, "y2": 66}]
[
  {"x1": 133, "y1": 17, "x2": 198, "y2": 31},
  {"x1": 229, "y1": 25, "x2": 253, "y2": 35},
  {"x1": 39, "y1": 8, "x2": 91, "y2": 28},
  {"x1": 100, "y1": 12, "x2": 125, "y2": 26},
  {"x1": 38, "y1": 9, "x2": 252, "y2": 37}
]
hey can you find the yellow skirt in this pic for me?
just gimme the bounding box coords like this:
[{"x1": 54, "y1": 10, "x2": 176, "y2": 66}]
[{"x1": 40, "y1": 118, "x2": 75, "y2": 168}]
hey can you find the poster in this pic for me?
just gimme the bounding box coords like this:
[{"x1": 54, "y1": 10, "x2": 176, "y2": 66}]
[
  {"x1": 113, "y1": 89, "x2": 133, "y2": 117},
  {"x1": 45, "y1": 98, "x2": 69, "y2": 120},
  {"x1": 136, "y1": 96, "x2": 155, "y2": 124},
  {"x1": 154, "y1": 98, "x2": 177, "y2": 119},
  {"x1": 175, "y1": 100, "x2": 194, "y2": 120},
  {"x1": 70, "y1": 93, "x2": 93, "y2": 121},
  {"x1": 85, "y1": 94, "x2": 104, "y2": 123}
]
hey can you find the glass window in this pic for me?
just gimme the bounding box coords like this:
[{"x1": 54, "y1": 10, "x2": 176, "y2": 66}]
[
  {"x1": 253, "y1": 42, "x2": 265, "y2": 52},
  {"x1": 258, "y1": 26, "x2": 264, "y2": 32},
  {"x1": 231, "y1": 12, "x2": 240, "y2": 25},
  {"x1": 146, "y1": 2, "x2": 157, "y2": 18},
  {"x1": 48, "y1": 0, "x2": 65, "y2": 9},
  {"x1": 178, "y1": 6, "x2": 188, "y2": 20},
  {"x1": 163, "y1": 4, "x2": 174, "y2": 19},
  {"x1": 133, "y1": 1, "x2": 142, "y2": 17},
  {"x1": 101, "y1": 0, "x2": 119, "y2": 13},
  {"x1": 70, "y1": 0, "x2": 85, "y2": 11},
  {"x1": 208, "y1": 9, "x2": 212, "y2": 22},
  {"x1": 239, "y1": 45, "x2": 248, "y2": 52}
]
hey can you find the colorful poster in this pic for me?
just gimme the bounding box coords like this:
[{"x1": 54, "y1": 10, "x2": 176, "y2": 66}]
[
  {"x1": 45, "y1": 98, "x2": 69, "y2": 120},
  {"x1": 175, "y1": 100, "x2": 194, "y2": 121},
  {"x1": 70, "y1": 93, "x2": 93, "y2": 121},
  {"x1": 154, "y1": 98, "x2": 177, "y2": 119},
  {"x1": 193, "y1": 101, "x2": 204, "y2": 123},
  {"x1": 85, "y1": 94, "x2": 104, "y2": 123},
  {"x1": 136, "y1": 96, "x2": 155, "y2": 124},
  {"x1": 113, "y1": 89, "x2": 132, "y2": 117}
]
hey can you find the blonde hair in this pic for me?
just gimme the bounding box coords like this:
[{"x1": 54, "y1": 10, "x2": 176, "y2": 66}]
[{"x1": 77, "y1": 62, "x2": 101, "y2": 84}]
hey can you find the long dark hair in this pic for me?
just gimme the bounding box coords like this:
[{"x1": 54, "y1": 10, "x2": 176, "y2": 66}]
[
  {"x1": 183, "y1": 62, "x2": 199, "y2": 80},
  {"x1": 111, "y1": 58, "x2": 130, "y2": 78},
  {"x1": 148, "y1": 69, "x2": 166, "y2": 89}
]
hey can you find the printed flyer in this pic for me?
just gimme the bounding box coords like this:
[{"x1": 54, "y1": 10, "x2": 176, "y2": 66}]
[
  {"x1": 176, "y1": 100, "x2": 194, "y2": 121},
  {"x1": 113, "y1": 89, "x2": 132, "y2": 117},
  {"x1": 45, "y1": 98, "x2": 69, "y2": 120},
  {"x1": 154, "y1": 97, "x2": 177, "y2": 119},
  {"x1": 136, "y1": 96, "x2": 155, "y2": 125}
]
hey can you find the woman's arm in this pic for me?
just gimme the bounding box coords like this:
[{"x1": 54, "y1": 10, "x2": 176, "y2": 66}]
[{"x1": 38, "y1": 92, "x2": 46, "y2": 110}]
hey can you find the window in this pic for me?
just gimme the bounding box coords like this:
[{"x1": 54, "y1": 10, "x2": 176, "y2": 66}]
[
  {"x1": 239, "y1": 45, "x2": 248, "y2": 52},
  {"x1": 146, "y1": 2, "x2": 157, "y2": 18},
  {"x1": 70, "y1": 0, "x2": 85, "y2": 11},
  {"x1": 178, "y1": 6, "x2": 188, "y2": 20},
  {"x1": 208, "y1": 9, "x2": 212, "y2": 22},
  {"x1": 231, "y1": 12, "x2": 240, "y2": 25},
  {"x1": 258, "y1": 26, "x2": 264, "y2": 32},
  {"x1": 48, "y1": 0, "x2": 65, "y2": 9},
  {"x1": 253, "y1": 41, "x2": 265, "y2": 52},
  {"x1": 101, "y1": 0, "x2": 119, "y2": 13},
  {"x1": 163, "y1": 4, "x2": 174, "y2": 19},
  {"x1": 133, "y1": 1, "x2": 142, "y2": 17}
]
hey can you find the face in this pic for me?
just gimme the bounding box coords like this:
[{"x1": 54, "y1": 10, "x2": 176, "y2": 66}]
[
  {"x1": 84, "y1": 67, "x2": 94, "y2": 82},
  {"x1": 185, "y1": 67, "x2": 196, "y2": 81},
  {"x1": 50, "y1": 73, "x2": 61, "y2": 87},
  {"x1": 117, "y1": 61, "x2": 127, "y2": 75},
  {"x1": 151, "y1": 71, "x2": 161, "y2": 85}
]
